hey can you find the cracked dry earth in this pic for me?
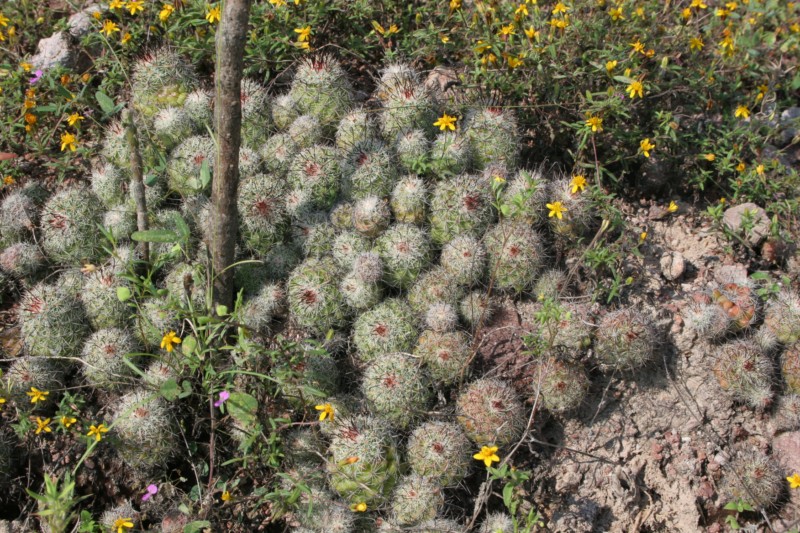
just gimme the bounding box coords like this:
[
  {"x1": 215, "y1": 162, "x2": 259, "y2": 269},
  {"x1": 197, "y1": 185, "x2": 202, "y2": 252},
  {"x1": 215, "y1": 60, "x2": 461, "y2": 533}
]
[{"x1": 474, "y1": 202, "x2": 800, "y2": 532}]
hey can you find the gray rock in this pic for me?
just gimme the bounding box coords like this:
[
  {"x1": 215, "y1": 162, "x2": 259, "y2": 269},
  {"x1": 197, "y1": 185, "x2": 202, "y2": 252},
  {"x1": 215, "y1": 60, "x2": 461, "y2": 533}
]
[
  {"x1": 781, "y1": 107, "x2": 800, "y2": 123},
  {"x1": 660, "y1": 252, "x2": 686, "y2": 281},
  {"x1": 68, "y1": 5, "x2": 105, "y2": 38},
  {"x1": 772, "y1": 431, "x2": 800, "y2": 472},
  {"x1": 722, "y1": 202, "x2": 770, "y2": 247},
  {"x1": 30, "y1": 31, "x2": 75, "y2": 71}
]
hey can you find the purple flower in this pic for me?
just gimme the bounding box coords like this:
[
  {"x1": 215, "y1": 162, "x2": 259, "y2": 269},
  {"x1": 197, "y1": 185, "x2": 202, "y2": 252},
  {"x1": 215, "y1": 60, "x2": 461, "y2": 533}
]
[
  {"x1": 141, "y1": 484, "x2": 158, "y2": 501},
  {"x1": 214, "y1": 391, "x2": 230, "y2": 407},
  {"x1": 29, "y1": 70, "x2": 43, "y2": 84}
]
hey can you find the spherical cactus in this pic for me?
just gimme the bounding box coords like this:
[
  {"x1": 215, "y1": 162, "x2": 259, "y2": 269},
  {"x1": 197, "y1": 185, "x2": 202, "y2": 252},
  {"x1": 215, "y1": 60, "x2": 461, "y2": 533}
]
[
  {"x1": 546, "y1": 177, "x2": 597, "y2": 240},
  {"x1": 424, "y1": 302, "x2": 459, "y2": 333},
  {"x1": 352, "y1": 252, "x2": 384, "y2": 284},
  {"x1": 0, "y1": 242, "x2": 45, "y2": 281},
  {"x1": 341, "y1": 139, "x2": 398, "y2": 200},
  {"x1": 375, "y1": 224, "x2": 432, "y2": 289},
  {"x1": 336, "y1": 109, "x2": 377, "y2": 150},
  {"x1": 81, "y1": 328, "x2": 141, "y2": 389},
  {"x1": 501, "y1": 169, "x2": 548, "y2": 225},
  {"x1": 352, "y1": 298, "x2": 418, "y2": 364},
  {"x1": 362, "y1": 352, "x2": 432, "y2": 429},
  {"x1": 40, "y1": 186, "x2": 105, "y2": 265},
  {"x1": 408, "y1": 267, "x2": 466, "y2": 316},
  {"x1": 330, "y1": 201, "x2": 354, "y2": 231},
  {"x1": 353, "y1": 196, "x2": 391, "y2": 237},
  {"x1": 292, "y1": 212, "x2": 336, "y2": 258},
  {"x1": 239, "y1": 283, "x2": 285, "y2": 333},
  {"x1": 103, "y1": 208, "x2": 137, "y2": 241},
  {"x1": 483, "y1": 221, "x2": 544, "y2": 294},
  {"x1": 714, "y1": 340, "x2": 774, "y2": 410},
  {"x1": 271, "y1": 93, "x2": 300, "y2": 132},
  {"x1": 683, "y1": 297, "x2": 733, "y2": 342},
  {"x1": 238, "y1": 175, "x2": 289, "y2": 255},
  {"x1": 456, "y1": 378, "x2": 526, "y2": 446},
  {"x1": 533, "y1": 357, "x2": 589, "y2": 413},
  {"x1": 711, "y1": 282, "x2": 759, "y2": 331},
  {"x1": 19, "y1": 283, "x2": 90, "y2": 360},
  {"x1": 262, "y1": 242, "x2": 303, "y2": 281},
  {"x1": 259, "y1": 133, "x2": 298, "y2": 177},
  {"x1": 764, "y1": 288, "x2": 800, "y2": 344},
  {"x1": 389, "y1": 474, "x2": 444, "y2": 526},
  {"x1": 465, "y1": 106, "x2": 520, "y2": 170},
  {"x1": 286, "y1": 114, "x2": 324, "y2": 149},
  {"x1": 533, "y1": 269, "x2": 569, "y2": 301},
  {"x1": 239, "y1": 78, "x2": 272, "y2": 149},
  {"x1": 429, "y1": 174, "x2": 494, "y2": 245},
  {"x1": 430, "y1": 132, "x2": 472, "y2": 177},
  {"x1": 281, "y1": 350, "x2": 340, "y2": 408},
  {"x1": 90, "y1": 162, "x2": 129, "y2": 209},
  {"x1": 284, "y1": 427, "x2": 325, "y2": 467},
  {"x1": 238, "y1": 146, "x2": 263, "y2": 179},
  {"x1": 100, "y1": 502, "x2": 140, "y2": 533},
  {"x1": 293, "y1": 488, "x2": 356, "y2": 533},
  {"x1": 327, "y1": 415, "x2": 399, "y2": 505},
  {"x1": 391, "y1": 175, "x2": 428, "y2": 225},
  {"x1": 394, "y1": 129, "x2": 430, "y2": 173},
  {"x1": 379, "y1": 81, "x2": 435, "y2": 140},
  {"x1": 340, "y1": 272, "x2": 383, "y2": 312},
  {"x1": 332, "y1": 231, "x2": 371, "y2": 270},
  {"x1": 286, "y1": 145, "x2": 342, "y2": 211},
  {"x1": 182, "y1": 89, "x2": 213, "y2": 131},
  {"x1": 111, "y1": 390, "x2": 177, "y2": 471},
  {"x1": 163, "y1": 262, "x2": 207, "y2": 308},
  {"x1": 144, "y1": 358, "x2": 178, "y2": 388},
  {"x1": 4, "y1": 356, "x2": 64, "y2": 409},
  {"x1": 287, "y1": 257, "x2": 348, "y2": 334},
  {"x1": 0, "y1": 186, "x2": 44, "y2": 246},
  {"x1": 479, "y1": 512, "x2": 514, "y2": 533},
  {"x1": 376, "y1": 64, "x2": 419, "y2": 100},
  {"x1": 135, "y1": 297, "x2": 181, "y2": 348},
  {"x1": 414, "y1": 329, "x2": 471, "y2": 385},
  {"x1": 440, "y1": 235, "x2": 487, "y2": 287},
  {"x1": 166, "y1": 135, "x2": 215, "y2": 196},
  {"x1": 131, "y1": 48, "x2": 196, "y2": 118},
  {"x1": 782, "y1": 342, "x2": 800, "y2": 394},
  {"x1": 720, "y1": 449, "x2": 785, "y2": 509},
  {"x1": 594, "y1": 308, "x2": 657, "y2": 370},
  {"x1": 289, "y1": 54, "x2": 354, "y2": 131},
  {"x1": 153, "y1": 106, "x2": 193, "y2": 151},
  {"x1": 415, "y1": 519, "x2": 465, "y2": 533},
  {"x1": 81, "y1": 268, "x2": 131, "y2": 329},
  {"x1": 407, "y1": 421, "x2": 472, "y2": 486}
]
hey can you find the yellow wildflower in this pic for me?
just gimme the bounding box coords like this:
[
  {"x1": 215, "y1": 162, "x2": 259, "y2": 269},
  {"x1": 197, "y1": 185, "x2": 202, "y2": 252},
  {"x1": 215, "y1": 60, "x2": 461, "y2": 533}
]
[
  {"x1": 433, "y1": 113, "x2": 457, "y2": 131},
  {"x1": 3, "y1": 176, "x2": 15, "y2": 185},
  {"x1": 450, "y1": 0, "x2": 462, "y2": 9},
  {"x1": 586, "y1": 116, "x2": 603, "y2": 132},
  {"x1": 100, "y1": 20, "x2": 120, "y2": 36},
  {"x1": 630, "y1": 39, "x2": 645, "y2": 54},
  {"x1": 570, "y1": 175, "x2": 587, "y2": 193},
  {"x1": 60, "y1": 132, "x2": 77, "y2": 152},
  {"x1": 524, "y1": 26, "x2": 539, "y2": 39},
  {"x1": 515, "y1": 4, "x2": 529, "y2": 16},
  {"x1": 35, "y1": 417, "x2": 52, "y2": 435},
  {"x1": 60, "y1": 416, "x2": 77, "y2": 429},
  {"x1": 221, "y1": 490, "x2": 231, "y2": 502},
  {"x1": 787, "y1": 473, "x2": 800, "y2": 489},
  {"x1": 627, "y1": 80, "x2": 644, "y2": 99},
  {"x1": 0, "y1": 397, "x2": 5, "y2": 408},
  {"x1": 473, "y1": 445, "x2": 501, "y2": 467},
  {"x1": 87, "y1": 423, "x2": 109, "y2": 442},
  {"x1": 507, "y1": 55, "x2": 523, "y2": 69},
  {"x1": 552, "y1": 2, "x2": 570, "y2": 14},
  {"x1": 756, "y1": 164, "x2": 764, "y2": 176},
  {"x1": 704, "y1": 153, "x2": 715, "y2": 161},
  {"x1": 294, "y1": 26, "x2": 311, "y2": 42},
  {"x1": 352, "y1": 502, "x2": 368, "y2": 512},
  {"x1": 126, "y1": 0, "x2": 144, "y2": 15},
  {"x1": 112, "y1": 518, "x2": 133, "y2": 533},
  {"x1": 719, "y1": 35, "x2": 735, "y2": 52},
  {"x1": 67, "y1": 113, "x2": 84, "y2": 126},
  {"x1": 681, "y1": 7, "x2": 692, "y2": 19},
  {"x1": 639, "y1": 138, "x2": 655, "y2": 158},
  {"x1": 109, "y1": 0, "x2": 125, "y2": 8},
  {"x1": 25, "y1": 113, "x2": 37, "y2": 125},
  {"x1": 27, "y1": 387, "x2": 49, "y2": 403},
  {"x1": 667, "y1": 200, "x2": 678, "y2": 212},
  {"x1": 161, "y1": 331, "x2": 181, "y2": 352},
  {"x1": 315, "y1": 403, "x2": 334, "y2": 421},
  {"x1": 609, "y1": 7, "x2": 625, "y2": 20},
  {"x1": 691, "y1": 0, "x2": 707, "y2": 8},
  {"x1": 639, "y1": 231, "x2": 647, "y2": 242},
  {"x1": 499, "y1": 24, "x2": 515, "y2": 36},
  {"x1": 690, "y1": 37, "x2": 704, "y2": 51},
  {"x1": 121, "y1": 32, "x2": 131, "y2": 44},
  {"x1": 605, "y1": 60, "x2": 617, "y2": 72},
  {"x1": 270, "y1": 0, "x2": 287, "y2": 6},
  {"x1": 206, "y1": 6, "x2": 221, "y2": 24},
  {"x1": 159, "y1": 4, "x2": 174, "y2": 22},
  {"x1": 734, "y1": 105, "x2": 750, "y2": 119},
  {"x1": 546, "y1": 201, "x2": 566, "y2": 220},
  {"x1": 20, "y1": 62, "x2": 32, "y2": 72},
  {"x1": 736, "y1": 161, "x2": 746, "y2": 172},
  {"x1": 0, "y1": 13, "x2": 9, "y2": 27}
]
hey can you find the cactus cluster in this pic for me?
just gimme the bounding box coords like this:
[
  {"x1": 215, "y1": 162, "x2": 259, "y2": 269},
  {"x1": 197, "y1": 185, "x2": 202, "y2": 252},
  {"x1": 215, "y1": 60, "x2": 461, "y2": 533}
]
[
  {"x1": 713, "y1": 339, "x2": 774, "y2": 410},
  {"x1": 362, "y1": 352, "x2": 432, "y2": 429},
  {"x1": 19, "y1": 282, "x2": 90, "y2": 360},
  {"x1": 111, "y1": 390, "x2": 177, "y2": 471},
  {"x1": 81, "y1": 328, "x2": 141, "y2": 389},
  {"x1": 594, "y1": 307, "x2": 657, "y2": 370},
  {"x1": 406, "y1": 421, "x2": 472, "y2": 485},
  {"x1": 720, "y1": 448, "x2": 785, "y2": 508},
  {"x1": 456, "y1": 378, "x2": 526, "y2": 446}
]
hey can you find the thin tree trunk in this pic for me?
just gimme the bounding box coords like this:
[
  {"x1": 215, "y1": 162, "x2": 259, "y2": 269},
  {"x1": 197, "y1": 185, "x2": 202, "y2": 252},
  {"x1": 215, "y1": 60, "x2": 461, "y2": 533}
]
[
  {"x1": 211, "y1": 0, "x2": 251, "y2": 309},
  {"x1": 125, "y1": 112, "x2": 149, "y2": 264}
]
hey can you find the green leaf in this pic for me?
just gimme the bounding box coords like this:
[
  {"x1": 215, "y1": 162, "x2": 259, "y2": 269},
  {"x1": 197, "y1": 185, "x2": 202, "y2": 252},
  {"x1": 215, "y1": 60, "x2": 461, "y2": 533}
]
[
  {"x1": 144, "y1": 174, "x2": 159, "y2": 186},
  {"x1": 179, "y1": 380, "x2": 193, "y2": 399},
  {"x1": 174, "y1": 214, "x2": 191, "y2": 241},
  {"x1": 200, "y1": 159, "x2": 211, "y2": 189},
  {"x1": 181, "y1": 335, "x2": 197, "y2": 355},
  {"x1": 184, "y1": 520, "x2": 212, "y2": 533},
  {"x1": 96, "y1": 91, "x2": 116, "y2": 115},
  {"x1": 131, "y1": 229, "x2": 180, "y2": 243},
  {"x1": 226, "y1": 392, "x2": 258, "y2": 429},
  {"x1": 116, "y1": 286, "x2": 132, "y2": 302},
  {"x1": 216, "y1": 305, "x2": 228, "y2": 317},
  {"x1": 160, "y1": 378, "x2": 180, "y2": 401}
]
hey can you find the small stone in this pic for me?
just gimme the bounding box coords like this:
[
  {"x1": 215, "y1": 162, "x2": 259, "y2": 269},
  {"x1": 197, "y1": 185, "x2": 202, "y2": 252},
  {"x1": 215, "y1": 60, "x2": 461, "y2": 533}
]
[
  {"x1": 67, "y1": 5, "x2": 104, "y2": 37},
  {"x1": 31, "y1": 32, "x2": 75, "y2": 71},
  {"x1": 721, "y1": 202, "x2": 770, "y2": 247},
  {"x1": 660, "y1": 252, "x2": 685, "y2": 281},
  {"x1": 772, "y1": 431, "x2": 800, "y2": 473}
]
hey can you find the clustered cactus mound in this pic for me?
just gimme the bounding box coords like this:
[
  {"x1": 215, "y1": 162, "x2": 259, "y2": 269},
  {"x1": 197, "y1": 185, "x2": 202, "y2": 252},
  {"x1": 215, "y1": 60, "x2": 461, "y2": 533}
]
[
  {"x1": 111, "y1": 390, "x2": 177, "y2": 471},
  {"x1": 362, "y1": 352, "x2": 432, "y2": 429},
  {"x1": 406, "y1": 421, "x2": 472, "y2": 486},
  {"x1": 714, "y1": 339, "x2": 774, "y2": 410},
  {"x1": 594, "y1": 307, "x2": 657, "y2": 370},
  {"x1": 19, "y1": 283, "x2": 90, "y2": 360},
  {"x1": 456, "y1": 378, "x2": 526, "y2": 446},
  {"x1": 720, "y1": 448, "x2": 785, "y2": 508}
]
